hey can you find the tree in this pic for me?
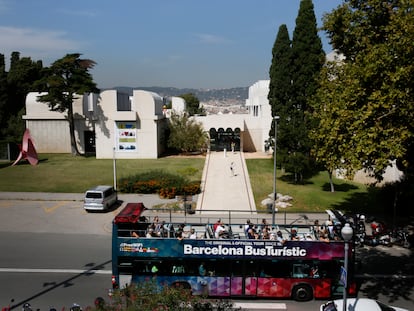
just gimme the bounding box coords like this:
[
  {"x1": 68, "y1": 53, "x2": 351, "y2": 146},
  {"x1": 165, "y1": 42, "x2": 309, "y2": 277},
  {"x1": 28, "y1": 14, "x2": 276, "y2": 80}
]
[
  {"x1": 167, "y1": 111, "x2": 208, "y2": 154},
  {"x1": 37, "y1": 53, "x2": 99, "y2": 156},
  {"x1": 309, "y1": 60, "x2": 352, "y2": 192},
  {"x1": 2, "y1": 52, "x2": 43, "y2": 140},
  {"x1": 268, "y1": 24, "x2": 293, "y2": 170},
  {"x1": 7, "y1": 52, "x2": 43, "y2": 115},
  {"x1": 0, "y1": 54, "x2": 8, "y2": 137},
  {"x1": 315, "y1": 0, "x2": 414, "y2": 181},
  {"x1": 269, "y1": 0, "x2": 324, "y2": 183},
  {"x1": 179, "y1": 93, "x2": 205, "y2": 116}
]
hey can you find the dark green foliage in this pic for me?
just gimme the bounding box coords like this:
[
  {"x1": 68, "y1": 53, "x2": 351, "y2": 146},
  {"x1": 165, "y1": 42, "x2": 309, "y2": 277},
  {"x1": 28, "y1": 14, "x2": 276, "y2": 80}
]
[
  {"x1": 102, "y1": 280, "x2": 239, "y2": 311},
  {"x1": 2, "y1": 108, "x2": 26, "y2": 143},
  {"x1": 291, "y1": 0, "x2": 325, "y2": 110},
  {"x1": 288, "y1": 0, "x2": 325, "y2": 183},
  {"x1": 315, "y1": 0, "x2": 414, "y2": 182},
  {"x1": 179, "y1": 93, "x2": 205, "y2": 116},
  {"x1": 36, "y1": 53, "x2": 99, "y2": 155},
  {"x1": 0, "y1": 54, "x2": 8, "y2": 137},
  {"x1": 268, "y1": 24, "x2": 292, "y2": 156},
  {"x1": 0, "y1": 51, "x2": 44, "y2": 141},
  {"x1": 268, "y1": 0, "x2": 324, "y2": 183},
  {"x1": 167, "y1": 111, "x2": 209, "y2": 153},
  {"x1": 118, "y1": 169, "x2": 201, "y2": 197}
]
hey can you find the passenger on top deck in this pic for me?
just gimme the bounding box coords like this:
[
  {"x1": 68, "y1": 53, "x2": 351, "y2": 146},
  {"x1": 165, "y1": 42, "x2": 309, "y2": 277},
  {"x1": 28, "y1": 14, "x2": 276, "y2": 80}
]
[{"x1": 215, "y1": 220, "x2": 228, "y2": 238}]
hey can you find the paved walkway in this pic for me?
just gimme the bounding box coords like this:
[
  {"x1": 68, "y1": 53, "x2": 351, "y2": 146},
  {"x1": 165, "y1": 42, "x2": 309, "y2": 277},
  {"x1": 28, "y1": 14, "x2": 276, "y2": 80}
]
[{"x1": 196, "y1": 151, "x2": 256, "y2": 213}]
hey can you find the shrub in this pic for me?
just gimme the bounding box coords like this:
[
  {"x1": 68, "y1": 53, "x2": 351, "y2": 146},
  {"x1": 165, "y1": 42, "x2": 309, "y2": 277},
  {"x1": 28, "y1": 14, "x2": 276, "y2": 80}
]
[
  {"x1": 182, "y1": 181, "x2": 201, "y2": 194},
  {"x1": 96, "y1": 280, "x2": 239, "y2": 311},
  {"x1": 118, "y1": 170, "x2": 201, "y2": 196}
]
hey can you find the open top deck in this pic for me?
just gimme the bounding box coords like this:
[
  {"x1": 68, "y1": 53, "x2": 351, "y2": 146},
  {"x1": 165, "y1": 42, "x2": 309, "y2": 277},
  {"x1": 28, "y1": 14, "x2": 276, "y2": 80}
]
[{"x1": 112, "y1": 204, "x2": 347, "y2": 243}]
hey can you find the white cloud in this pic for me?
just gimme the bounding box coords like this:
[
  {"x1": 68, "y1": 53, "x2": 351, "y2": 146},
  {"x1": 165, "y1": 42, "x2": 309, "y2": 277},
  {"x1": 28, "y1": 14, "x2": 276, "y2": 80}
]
[{"x1": 0, "y1": 26, "x2": 81, "y2": 60}]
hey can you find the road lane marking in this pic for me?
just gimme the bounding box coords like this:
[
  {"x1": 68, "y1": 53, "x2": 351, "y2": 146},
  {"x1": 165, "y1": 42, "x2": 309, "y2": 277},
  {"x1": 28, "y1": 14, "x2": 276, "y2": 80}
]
[
  {"x1": 0, "y1": 268, "x2": 111, "y2": 274},
  {"x1": 42, "y1": 201, "x2": 67, "y2": 213},
  {"x1": 233, "y1": 302, "x2": 287, "y2": 310},
  {"x1": 0, "y1": 202, "x2": 12, "y2": 208}
]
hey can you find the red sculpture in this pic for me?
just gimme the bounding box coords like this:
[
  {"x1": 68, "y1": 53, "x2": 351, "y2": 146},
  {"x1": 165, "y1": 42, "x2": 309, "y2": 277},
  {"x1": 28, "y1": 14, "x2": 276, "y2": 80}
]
[{"x1": 12, "y1": 129, "x2": 38, "y2": 166}]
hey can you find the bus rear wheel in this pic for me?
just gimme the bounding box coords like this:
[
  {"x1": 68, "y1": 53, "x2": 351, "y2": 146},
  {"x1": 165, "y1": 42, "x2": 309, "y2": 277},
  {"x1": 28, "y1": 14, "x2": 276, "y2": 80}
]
[{"x1": 292, "y1": 284, "x2": 313, "y2": 302}]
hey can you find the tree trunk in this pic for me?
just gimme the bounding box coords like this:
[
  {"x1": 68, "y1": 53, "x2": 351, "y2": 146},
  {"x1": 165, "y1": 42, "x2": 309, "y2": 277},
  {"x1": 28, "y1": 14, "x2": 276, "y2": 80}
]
[
  {"x1": 328, "y1": 170, "x2": 335, "y2": 192},
  {"x1": 67, "y1": 103, "x2": 82, "y2": 156}
]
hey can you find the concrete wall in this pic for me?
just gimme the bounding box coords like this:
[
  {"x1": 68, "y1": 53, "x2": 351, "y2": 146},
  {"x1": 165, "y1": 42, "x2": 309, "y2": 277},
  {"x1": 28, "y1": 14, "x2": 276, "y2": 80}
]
[
  {"x1": 25, "y1": 120, "x2": 71, "y2": 153},
  {"x1": 23, "y1": 92, "x2": 90, "y2": 153},
  {"x1": 23, "y1": 80, "x2": 273, "y2": 157}
]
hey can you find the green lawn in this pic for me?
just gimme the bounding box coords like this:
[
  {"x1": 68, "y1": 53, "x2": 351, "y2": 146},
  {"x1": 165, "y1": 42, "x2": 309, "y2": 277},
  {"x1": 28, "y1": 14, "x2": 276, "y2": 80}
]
[
  {"x1": 0, "y1": 154, "x2": 205, "y2": 193},
  {"x1": 246, "y1": 159, "x2": 369, "y2": 213},
  {"x1": 0, "y1": 153, "x2": 372, "y2": 213}
]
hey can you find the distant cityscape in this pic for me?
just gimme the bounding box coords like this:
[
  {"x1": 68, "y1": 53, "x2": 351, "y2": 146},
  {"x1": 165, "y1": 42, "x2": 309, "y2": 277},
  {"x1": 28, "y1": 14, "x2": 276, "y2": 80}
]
[{"x1": 112, "y1": 86, "x2": 250, "y2": 114}]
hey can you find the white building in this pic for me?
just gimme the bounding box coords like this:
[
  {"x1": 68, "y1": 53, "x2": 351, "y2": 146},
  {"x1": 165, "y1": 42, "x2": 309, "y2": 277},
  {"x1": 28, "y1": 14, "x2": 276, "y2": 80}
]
[{"x1": 23, "y1": 80, "x2": 273, "y2": 159}]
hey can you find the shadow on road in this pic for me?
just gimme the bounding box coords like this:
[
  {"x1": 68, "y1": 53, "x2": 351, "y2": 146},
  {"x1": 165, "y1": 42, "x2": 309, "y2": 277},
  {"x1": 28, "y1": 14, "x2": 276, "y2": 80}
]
[
  {"x1": 10, "y1": 260, "x2": 112, "y2": 310},
  {"x1": 356, "y1": 246, "x2": 414, "y2": 304}
]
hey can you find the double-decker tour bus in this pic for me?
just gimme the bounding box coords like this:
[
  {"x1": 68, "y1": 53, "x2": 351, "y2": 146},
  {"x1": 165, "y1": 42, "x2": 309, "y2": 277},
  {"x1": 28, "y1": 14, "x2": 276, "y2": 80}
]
[{"x1": 111, "y1": 203, "x2": 356, "y2": 302}]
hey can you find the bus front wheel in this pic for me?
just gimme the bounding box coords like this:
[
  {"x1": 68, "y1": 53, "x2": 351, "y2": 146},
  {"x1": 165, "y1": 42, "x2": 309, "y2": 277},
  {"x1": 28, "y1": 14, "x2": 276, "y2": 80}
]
[{"x1": 292, "y1": 284, "x2": 313, "y2": 302}]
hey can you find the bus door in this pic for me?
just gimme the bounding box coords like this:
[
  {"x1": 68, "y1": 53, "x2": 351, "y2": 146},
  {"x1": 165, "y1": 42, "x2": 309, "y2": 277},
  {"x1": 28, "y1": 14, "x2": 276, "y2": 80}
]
[{"x1": 230, "y1": 260, "x2": 258, "y2": 296}]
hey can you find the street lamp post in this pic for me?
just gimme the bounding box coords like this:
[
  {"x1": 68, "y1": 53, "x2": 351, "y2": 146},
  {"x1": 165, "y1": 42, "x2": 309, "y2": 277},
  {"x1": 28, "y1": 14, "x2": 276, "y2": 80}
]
[
  {"x1": 113, "y1": 147, "x2": 117, "y2": 191},
  {"x1": 272, "y1": 116, "x2": 280, "y2": 227},
  {"x1": 341, "y1": 223, "x2": 353, "y2": 311}
]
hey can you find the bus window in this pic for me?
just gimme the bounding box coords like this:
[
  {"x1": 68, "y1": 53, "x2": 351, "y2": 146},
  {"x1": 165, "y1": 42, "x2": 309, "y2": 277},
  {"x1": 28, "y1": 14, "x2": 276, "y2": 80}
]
[
  {"x1": 292, "y1": 263, "x2": 312, "y2": 278},
  {"x1": 245, "y1": 260, "x2": 258, "y2": 277},
  {"x1": 133, "y1": 261, "x2": 152, "y2": 275},
  {"x1": 258, "y1": 263, "x2": 274, "y2": 277},
  {"x1": 231, "y1": 260, "x2": 243, "y2": 276},
  {"x1": 211, "y1": 260, "x2": 230, "y2": 277},
  {"x1": 269, "y1": 261, "x2": 291, "y2": 278}
]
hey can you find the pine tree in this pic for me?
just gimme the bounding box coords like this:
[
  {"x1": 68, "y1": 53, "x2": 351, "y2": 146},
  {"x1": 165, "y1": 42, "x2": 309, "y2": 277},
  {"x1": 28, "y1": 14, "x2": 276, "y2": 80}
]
[
  {"x1": 286, "y1": 0, "x2": 325, "y2": 182},
  {"x1": 0, "y1": 54, "x2": 8, "y2": 137},
  {"x1": 267, "y1": 24, "x2": 293, "y2": 170},
  {"x1": 37, "y1": 53, "x2": 99, "y2": 156},
  {"x1": 3, "y1": 52, "x2": 43, "y2": 140}
]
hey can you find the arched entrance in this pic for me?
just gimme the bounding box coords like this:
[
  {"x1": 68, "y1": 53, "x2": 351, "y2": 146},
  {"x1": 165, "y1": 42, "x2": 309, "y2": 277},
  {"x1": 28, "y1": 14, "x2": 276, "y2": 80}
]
[{"x1": 209, "y1": 127, "x2": 240, "y2": 151}]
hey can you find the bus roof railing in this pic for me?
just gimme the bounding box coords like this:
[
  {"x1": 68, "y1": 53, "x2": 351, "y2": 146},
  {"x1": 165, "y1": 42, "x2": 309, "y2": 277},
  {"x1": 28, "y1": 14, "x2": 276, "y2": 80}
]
[{"x1": 112, "y1": 205, "x2": 324, "y2": 227}]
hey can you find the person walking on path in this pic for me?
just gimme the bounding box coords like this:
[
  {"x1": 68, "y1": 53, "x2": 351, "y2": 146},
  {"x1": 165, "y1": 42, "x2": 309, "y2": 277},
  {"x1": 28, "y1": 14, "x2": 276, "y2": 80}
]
[{"x1": 230, "y1": 162, "x2": 235, "y2": 176}]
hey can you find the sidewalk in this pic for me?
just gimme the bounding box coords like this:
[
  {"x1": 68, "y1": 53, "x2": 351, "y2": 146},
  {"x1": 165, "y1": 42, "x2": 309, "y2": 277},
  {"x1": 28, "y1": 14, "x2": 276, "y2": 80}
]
[
  {"x1": 196, "y1": 151, "x2": 256, "y2": 213},
  {"x1": 0, "y1": 191, "x2": 176, "y2": 208}
]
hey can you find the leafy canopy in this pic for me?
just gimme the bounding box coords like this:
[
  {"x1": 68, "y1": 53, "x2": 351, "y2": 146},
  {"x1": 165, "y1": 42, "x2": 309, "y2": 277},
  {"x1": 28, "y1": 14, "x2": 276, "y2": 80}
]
[
  {"x1": 167, "y1": 111, "x2": 208, "y2": 153},
  {"x1": 178, "y1": 93, "x2": 205, "y2": 116},
  {"x1": 312, "y1": 0, "x2": 414, "y2": 181},
  {"x1": 36, "y1": 53, "x2": 99, "y2": 155}
]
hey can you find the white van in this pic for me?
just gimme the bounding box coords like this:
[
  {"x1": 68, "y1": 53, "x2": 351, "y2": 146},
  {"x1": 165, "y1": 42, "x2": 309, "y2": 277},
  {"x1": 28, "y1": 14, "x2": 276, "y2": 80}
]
[{"x1": 83, "y1": 185, "x2": 118, "y2": 211}]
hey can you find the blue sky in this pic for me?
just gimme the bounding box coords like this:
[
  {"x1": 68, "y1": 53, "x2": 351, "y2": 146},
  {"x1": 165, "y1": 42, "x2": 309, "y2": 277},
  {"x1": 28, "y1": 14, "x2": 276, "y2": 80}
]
[{"x1": 0, "y1": 0, "x2": 343, "y2": 89}]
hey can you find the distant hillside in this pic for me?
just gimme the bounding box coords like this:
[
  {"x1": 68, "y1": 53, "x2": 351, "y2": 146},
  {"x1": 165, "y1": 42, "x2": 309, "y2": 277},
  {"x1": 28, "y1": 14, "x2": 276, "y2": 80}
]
[{"x1": 111, "y1": 86, "x2": 249, "y2": 104}]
